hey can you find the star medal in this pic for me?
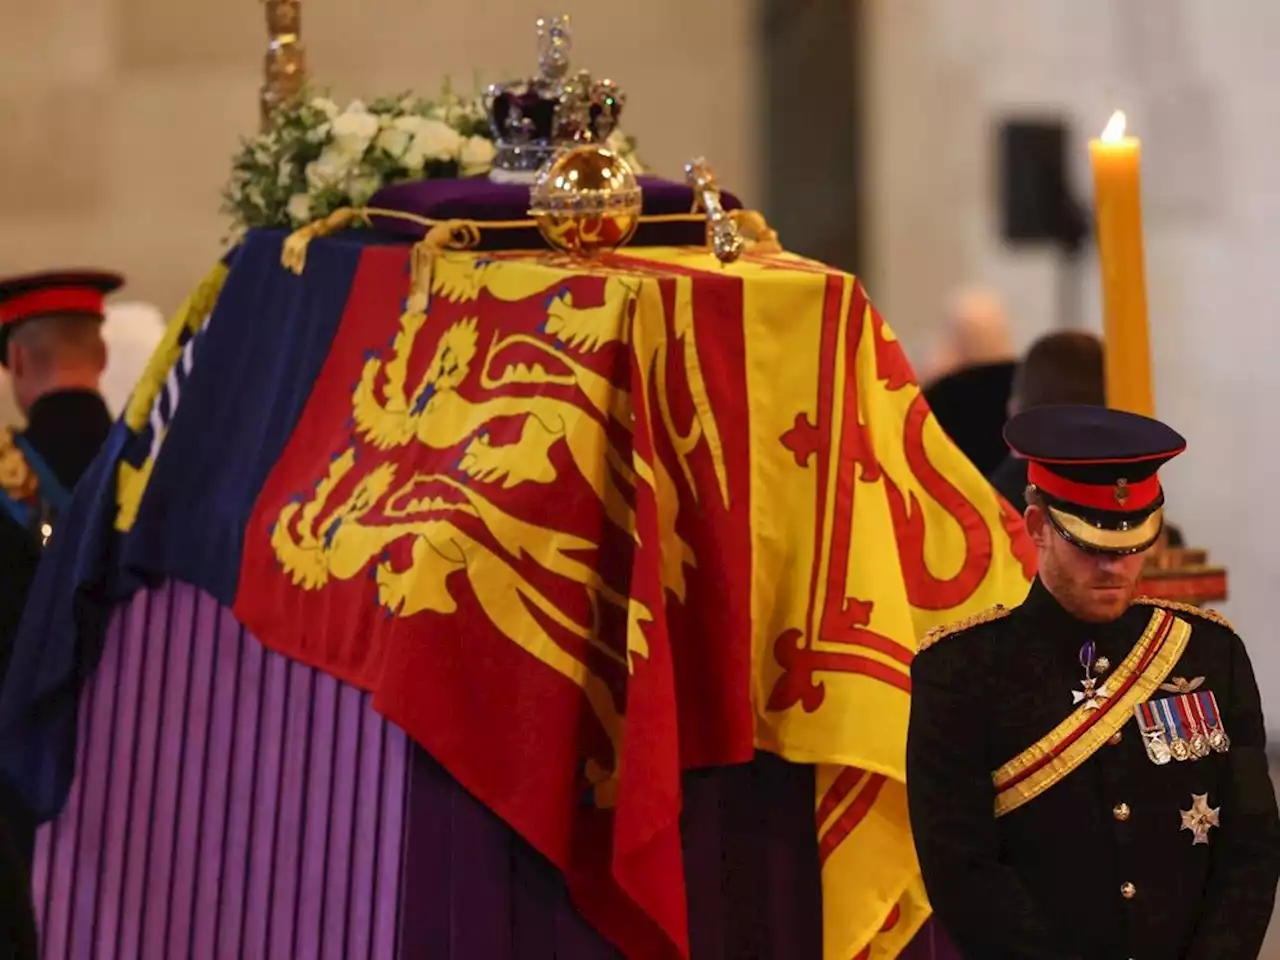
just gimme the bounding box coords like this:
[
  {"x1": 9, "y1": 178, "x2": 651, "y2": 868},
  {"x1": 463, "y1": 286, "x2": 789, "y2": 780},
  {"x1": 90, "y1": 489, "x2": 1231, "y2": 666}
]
[
  {"x1": 1072, "y1": 641, "x2": 1110, "y2": 712},
  {"x1": 1180, "y1": 793, "x2": 1220, "y2": 845}
]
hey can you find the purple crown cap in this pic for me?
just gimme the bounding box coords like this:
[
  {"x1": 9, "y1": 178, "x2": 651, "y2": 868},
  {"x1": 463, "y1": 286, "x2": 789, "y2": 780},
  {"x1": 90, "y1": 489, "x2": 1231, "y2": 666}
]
[{"x1": 483, "y1": 15, "x2": 625, "y2": 182}]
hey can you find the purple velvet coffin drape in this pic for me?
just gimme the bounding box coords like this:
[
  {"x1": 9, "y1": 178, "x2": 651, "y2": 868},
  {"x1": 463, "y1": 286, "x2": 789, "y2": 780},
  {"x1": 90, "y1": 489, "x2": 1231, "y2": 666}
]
[{"x1": 32, "y1": 581, "x2": 959, "y2": 959}]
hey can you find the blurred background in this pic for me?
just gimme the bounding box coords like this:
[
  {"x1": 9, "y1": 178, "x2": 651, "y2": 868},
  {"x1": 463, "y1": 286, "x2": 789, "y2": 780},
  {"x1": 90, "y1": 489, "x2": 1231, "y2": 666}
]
[{"x1": 2, "y1": 0, "x2": 1277, "y2": 891}]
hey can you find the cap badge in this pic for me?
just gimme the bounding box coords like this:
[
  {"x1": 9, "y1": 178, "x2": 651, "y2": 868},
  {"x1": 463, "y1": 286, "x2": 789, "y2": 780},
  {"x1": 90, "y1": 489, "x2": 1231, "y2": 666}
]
[{"x1": 1114, "y1": 478, "x2": 1130, "y2": 506}]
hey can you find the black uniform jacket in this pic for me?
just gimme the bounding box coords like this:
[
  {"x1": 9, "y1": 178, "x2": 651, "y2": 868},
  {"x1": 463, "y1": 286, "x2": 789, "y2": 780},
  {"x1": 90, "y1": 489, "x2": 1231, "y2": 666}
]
[
  {"x1": 0, "y1": 390, "x2": 112, "y2": 677},
  {"x1": 907, "y1": 579, "x2": 1280, "y2": 959},
  {"x1": 0, "y1": 389, "x2": 111, "y2": 958}
]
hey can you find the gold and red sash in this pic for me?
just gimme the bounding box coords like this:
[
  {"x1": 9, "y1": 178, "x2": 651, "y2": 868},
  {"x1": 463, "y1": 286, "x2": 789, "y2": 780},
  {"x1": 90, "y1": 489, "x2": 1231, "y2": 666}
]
[{"x1": 992, "y1": 607, "x2": 1191, "y2": 817}]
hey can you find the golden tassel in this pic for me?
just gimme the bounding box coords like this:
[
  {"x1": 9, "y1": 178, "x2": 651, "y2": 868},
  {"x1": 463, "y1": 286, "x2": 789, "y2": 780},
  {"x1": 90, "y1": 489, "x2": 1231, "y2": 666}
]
[{"x1": 280, "y1": 207, "x2": 367, "y2": 274}]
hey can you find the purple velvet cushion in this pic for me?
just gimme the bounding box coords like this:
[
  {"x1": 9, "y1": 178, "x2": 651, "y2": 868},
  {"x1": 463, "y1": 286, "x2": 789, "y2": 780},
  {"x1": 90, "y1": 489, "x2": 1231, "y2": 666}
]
[{"x1": 367, "y1": 175, "x2": 743, "y2": 249}]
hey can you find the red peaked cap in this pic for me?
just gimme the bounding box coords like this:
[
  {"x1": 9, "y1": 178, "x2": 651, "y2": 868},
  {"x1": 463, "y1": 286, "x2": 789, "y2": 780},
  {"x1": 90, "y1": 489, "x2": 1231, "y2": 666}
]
[
  {"x1": 0, "y1": 269, "x2": 123, "y2": 367},
  {"x1": 1004, "y1": 404, "x2": 1186, "y2": 554}
]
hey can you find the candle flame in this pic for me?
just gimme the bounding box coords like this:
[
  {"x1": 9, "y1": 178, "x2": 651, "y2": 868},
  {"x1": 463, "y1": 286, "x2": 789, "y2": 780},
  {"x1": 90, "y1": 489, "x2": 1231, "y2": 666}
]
[{"x1": 1101, "y1": 110, "x2": 1127, "y2": 144}]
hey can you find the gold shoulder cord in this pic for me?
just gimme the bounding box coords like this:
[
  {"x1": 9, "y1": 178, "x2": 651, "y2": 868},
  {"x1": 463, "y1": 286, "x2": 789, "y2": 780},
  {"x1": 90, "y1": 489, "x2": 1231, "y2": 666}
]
[
  {"x1": 1133, "y1": 596, "x2": 1235, "y2": 634},
  {"x1": 0, "y1": 428, "x2": 37, "y2": 503},
  {"x1": 918, "y1": 604, "x2": 1011, "y2": 653}
]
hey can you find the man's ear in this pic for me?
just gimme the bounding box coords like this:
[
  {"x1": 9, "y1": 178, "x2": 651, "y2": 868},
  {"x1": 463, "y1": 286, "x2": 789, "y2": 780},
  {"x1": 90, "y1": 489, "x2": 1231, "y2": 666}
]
[
  {"x1": 1024, "y1": 501, "x2": 1051, "y2": 548},
  {"x1": 91, "y1": 335, "x2": 107, "y2": 375}
]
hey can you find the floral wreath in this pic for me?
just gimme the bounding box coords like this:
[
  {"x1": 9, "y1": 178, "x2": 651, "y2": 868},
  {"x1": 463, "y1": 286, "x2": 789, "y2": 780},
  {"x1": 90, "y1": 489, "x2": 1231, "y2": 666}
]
[{"x1": 222, "y1": 84, "x2": 643, "y2": 233}]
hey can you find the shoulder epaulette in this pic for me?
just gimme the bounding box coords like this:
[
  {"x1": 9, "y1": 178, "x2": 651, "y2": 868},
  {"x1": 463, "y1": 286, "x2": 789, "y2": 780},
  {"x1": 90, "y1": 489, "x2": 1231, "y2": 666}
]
[
  {"x1": 919, "y1": 604, "x2": 1011, "y2": 653},
  {"x1": 0, "y1": 428, "x2": 37, "y2": 502},
  {"x1": 1133, "y1": 596, "x2": 1235, "y2": 633}
]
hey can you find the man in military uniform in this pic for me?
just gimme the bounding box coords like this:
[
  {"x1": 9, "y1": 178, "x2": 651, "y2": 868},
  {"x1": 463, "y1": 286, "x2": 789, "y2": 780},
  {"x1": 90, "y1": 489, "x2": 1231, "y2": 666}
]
[
  {"x1": 0, "y1": 270, "x2": 120, "y2": 957},
  {"x1": 907, "y1": 405, "x2": 1280, "y2": 959}
]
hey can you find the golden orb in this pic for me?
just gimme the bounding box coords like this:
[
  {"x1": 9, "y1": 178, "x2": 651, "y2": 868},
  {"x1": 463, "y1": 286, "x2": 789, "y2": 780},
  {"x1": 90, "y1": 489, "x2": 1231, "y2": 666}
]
[{"x1": 529, "y1": 144, "x2": 642, "y2": 255}]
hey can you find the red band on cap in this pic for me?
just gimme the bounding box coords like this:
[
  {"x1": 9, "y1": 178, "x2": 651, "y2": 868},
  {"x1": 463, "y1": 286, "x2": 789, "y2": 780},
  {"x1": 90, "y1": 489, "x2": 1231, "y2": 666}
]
[
  {"x1": 1027, "y1": 461, "x2": 1161, "y2": 512},
  {"x1": 0, "y1": 288, "x2": 105, "y2": 327}
]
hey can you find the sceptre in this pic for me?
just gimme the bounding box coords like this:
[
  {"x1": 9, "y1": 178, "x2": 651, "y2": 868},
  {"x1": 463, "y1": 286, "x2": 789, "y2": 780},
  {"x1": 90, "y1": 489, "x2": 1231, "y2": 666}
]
[{"x1": 260, "y1": 0, "x2": 308, "y2": 130}]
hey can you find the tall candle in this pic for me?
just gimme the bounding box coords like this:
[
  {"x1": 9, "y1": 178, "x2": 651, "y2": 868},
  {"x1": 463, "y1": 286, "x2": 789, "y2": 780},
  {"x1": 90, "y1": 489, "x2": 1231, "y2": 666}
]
[{"x1": 1088, "y1": 110, "x2": 1154, "y2": 417}]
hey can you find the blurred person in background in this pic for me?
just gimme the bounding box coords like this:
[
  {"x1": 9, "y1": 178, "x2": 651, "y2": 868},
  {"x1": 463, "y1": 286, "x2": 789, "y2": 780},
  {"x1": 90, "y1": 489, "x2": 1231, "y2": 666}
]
[
  {"x1": 988, "y1": 330, "x2": 1105, "y2": 506},
  {"x1": 923, "y1": 287, "x2": 1017, "y2": 475}
]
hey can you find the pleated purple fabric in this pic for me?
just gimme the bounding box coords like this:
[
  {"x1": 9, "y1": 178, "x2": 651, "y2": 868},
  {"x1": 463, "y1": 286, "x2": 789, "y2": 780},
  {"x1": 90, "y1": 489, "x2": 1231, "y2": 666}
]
[
  {"x1": 32, "y1": 582, "x2": 410, "y2": 960},
  {"x1": 30, "y1": 581, "x2": 959, "y2": 959}
]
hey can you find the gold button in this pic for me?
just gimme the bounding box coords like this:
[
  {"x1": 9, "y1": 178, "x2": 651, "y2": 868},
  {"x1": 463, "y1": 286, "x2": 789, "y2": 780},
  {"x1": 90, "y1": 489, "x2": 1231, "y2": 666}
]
[
  {"x1": 1095, "y1": 656, "x2": 1111, "y2": 674},
  {"x1": 1113, "y1": 803, "x2": 1131, "y2": 822},
  {"x1": 1108, "y1": 730, "x2": 1123, "y2": 746},
  {"x1": 1120, "y1": 882, "x2": 1136, "y2": 899}
]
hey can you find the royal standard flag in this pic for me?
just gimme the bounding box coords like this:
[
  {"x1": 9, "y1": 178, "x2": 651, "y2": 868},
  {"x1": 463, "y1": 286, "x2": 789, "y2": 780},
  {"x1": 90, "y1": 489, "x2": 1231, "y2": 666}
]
[{"x1": 1, "y1": 230, "x2": 1035, "y2": 960}]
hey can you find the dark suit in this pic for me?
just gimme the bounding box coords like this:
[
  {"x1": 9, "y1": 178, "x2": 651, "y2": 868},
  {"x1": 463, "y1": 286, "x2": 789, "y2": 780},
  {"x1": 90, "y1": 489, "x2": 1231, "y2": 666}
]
[
  {"x1": 924, "y1": 361, "x2": 1016, "y2": 476},
  {"x1": 907, "y1": 579, "x2": 1280, "y2": 959},
  {"x1": 0, "y1": 388, "x2": 111, "y2": 958},
  {"x1": 987, "y1": 453, "x2": 1028, "y2": 511}
]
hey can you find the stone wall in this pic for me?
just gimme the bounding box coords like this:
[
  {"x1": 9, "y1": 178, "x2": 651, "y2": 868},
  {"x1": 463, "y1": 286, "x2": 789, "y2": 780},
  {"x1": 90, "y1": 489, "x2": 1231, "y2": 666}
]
[{"x1": 0, "y1": 0, "x2": 758, "y2": 314}]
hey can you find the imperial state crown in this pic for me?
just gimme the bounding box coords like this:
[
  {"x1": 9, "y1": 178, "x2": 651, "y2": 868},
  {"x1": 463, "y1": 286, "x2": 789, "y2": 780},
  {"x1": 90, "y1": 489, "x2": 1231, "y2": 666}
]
[{"x1": 483, "y1": 15, "x2": 625, "y2": 182}]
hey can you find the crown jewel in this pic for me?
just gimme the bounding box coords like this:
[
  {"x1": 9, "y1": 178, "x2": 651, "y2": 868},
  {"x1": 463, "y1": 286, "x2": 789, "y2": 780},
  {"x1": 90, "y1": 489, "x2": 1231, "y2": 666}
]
[{"x1": 484, "y1": 15, "x2": 625, "y2": 182}]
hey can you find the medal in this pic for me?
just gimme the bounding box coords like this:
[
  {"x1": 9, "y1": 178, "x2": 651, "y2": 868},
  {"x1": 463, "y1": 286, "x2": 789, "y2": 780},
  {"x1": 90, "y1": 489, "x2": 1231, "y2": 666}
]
[
  {"x1": 1180, "y1": 793, "x2": 1220, "y2": 845},
  {"x1": 1143, "y1": 729, "x2": 1173, "y2": 765},
  {"x1": 1195, "y1": 690, "x2": 1231, "y2": 753},
  {"x1": 1072, "y1": 641, "x2": 1110, "y2": 712},
  {"x1": 1135, "y1": 701, "x2": 1173, "y2": 765},
  {"x1": 1158, "y1": 698, "x2": 1191, "y2": 761},
  {"x1": 1180, "y1": 694, "x2": 1210, "y2": 759},
  {"x1": 1188, "y1": 732, "x2": 1210, "y2": 759}
]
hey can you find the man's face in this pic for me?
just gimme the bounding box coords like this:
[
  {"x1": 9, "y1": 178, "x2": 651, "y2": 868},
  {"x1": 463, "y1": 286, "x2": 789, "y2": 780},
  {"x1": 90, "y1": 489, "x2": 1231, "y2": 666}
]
[{"x1": 1026, "y1": 504, "x2": 1149, "y2": 622}]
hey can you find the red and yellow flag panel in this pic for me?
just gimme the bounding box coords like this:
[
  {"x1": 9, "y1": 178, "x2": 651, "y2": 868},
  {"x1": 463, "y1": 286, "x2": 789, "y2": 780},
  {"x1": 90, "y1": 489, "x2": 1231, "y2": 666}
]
[{"x1": 227, "y1": 244, "x2": 1035, "y2": 959}]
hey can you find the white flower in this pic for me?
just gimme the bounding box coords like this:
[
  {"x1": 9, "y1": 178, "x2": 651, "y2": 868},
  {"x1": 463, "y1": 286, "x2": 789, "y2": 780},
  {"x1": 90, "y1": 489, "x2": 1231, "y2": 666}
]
[
  {"x1": 348, "y1": 174, "x2": 381, "y2": 206},
  {"x1": 306, "y1": 145, "x2": 359, "y2": 189},
  {"x1": 287, "y1": 193, "x2": 312, "y2": 224},
  {"x1": 376, "y1": 124, "x2": 413, "y2": 160},
  {"x1": 403, "y1": 119, "x2": 462, "y2": 170},
  {"x1": 331, "y1": 109, "x2": 380, "y2": 157},
  {"x1": 459, "y1": 136, "x2": 497, "y2": 175},
  {"x1": 245, "y1": 184, "x2": 266, "y2": 211},
  {"x1": 310, "y1": 97, "x2": 340, "y2": 120},
  {"x1": 277, "y1": 160, "x2": 296, "y2": 187}
]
